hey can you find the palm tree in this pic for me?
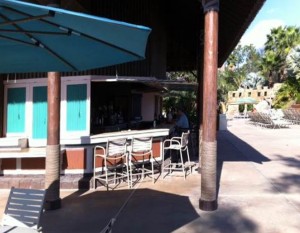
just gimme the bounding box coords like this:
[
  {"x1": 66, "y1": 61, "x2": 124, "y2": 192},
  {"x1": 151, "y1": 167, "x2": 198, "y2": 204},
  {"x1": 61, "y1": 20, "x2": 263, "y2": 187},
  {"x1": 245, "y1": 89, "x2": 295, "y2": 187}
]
[
  {"x1": 286, "y1": 45, "x2": 300, "y2": 80},
  {"x1": 261, "y1": 26, "x2": 300, "y2": 85},
  {"x1": 273, "y1": 45, "x2": 300, "y2": 108},
  {"x1": 240, "y1": 72, "x2": 265, "y2": 89}
]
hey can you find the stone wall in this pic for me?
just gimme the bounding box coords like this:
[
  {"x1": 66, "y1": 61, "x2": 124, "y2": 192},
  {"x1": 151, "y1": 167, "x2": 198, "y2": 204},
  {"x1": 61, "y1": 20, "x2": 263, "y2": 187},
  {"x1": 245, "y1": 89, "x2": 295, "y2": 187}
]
[
  {"x1": 226, "y1": 84, "x2": 282, "y2": 117},
  {"x1": 227, "y1": 83, "x2": 282, "y2": 105}
]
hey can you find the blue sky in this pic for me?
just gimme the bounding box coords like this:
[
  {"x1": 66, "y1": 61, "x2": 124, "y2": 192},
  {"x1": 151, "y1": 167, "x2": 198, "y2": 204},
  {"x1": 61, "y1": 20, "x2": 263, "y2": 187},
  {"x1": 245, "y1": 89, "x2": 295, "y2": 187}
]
[{"x1": 240, "y1": 0, "x2": 300, "y2": 49}]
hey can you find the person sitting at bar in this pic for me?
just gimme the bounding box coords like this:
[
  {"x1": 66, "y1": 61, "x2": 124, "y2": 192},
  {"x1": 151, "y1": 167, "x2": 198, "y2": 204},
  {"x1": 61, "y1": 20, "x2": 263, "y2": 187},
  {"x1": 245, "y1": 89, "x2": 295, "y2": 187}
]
[
  {"x1": 175, "y1": 108, "x2": 189, "y2": 135},
  {"x1": 167, "y1": 109, "x2": 173, "y2": 123}
]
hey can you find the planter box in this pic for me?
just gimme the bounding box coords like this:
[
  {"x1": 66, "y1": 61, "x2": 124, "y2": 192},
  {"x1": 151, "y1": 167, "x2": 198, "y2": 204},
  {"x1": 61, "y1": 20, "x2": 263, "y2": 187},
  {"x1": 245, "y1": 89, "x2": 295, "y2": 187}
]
[
  {"x1": 291, "y1": 104, "x2": 300, "y2": 109},
  {"x1": 219, "y1": 114, "x2": 227, "y2": 131}
]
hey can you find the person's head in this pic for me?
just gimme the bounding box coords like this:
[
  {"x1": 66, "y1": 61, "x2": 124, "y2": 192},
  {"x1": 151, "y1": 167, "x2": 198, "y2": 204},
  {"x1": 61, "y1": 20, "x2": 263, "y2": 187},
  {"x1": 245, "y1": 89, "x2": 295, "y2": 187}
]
[{"x1": 177, "y1": 107, "x2": 184, "y2": 115}]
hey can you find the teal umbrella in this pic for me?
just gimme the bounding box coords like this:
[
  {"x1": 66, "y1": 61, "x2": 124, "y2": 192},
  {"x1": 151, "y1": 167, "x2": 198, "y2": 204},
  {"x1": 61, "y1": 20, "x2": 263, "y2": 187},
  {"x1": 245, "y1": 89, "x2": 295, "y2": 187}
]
[
  {"x1": 229, "y1": 97, "x2": 258, "y2": 114},
  {"x1": 235, "y1": 97, "x2": 258, "y2": 105},
  {"x1": 0, "y1": 0, "x2": 151, "y2": 73}
]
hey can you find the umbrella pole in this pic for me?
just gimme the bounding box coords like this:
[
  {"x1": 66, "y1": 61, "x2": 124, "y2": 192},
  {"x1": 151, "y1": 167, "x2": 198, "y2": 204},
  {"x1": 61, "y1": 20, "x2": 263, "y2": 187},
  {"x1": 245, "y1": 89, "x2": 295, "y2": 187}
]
[{"x1": 45, "y1": 71, "x2": 61, "y2": 210}]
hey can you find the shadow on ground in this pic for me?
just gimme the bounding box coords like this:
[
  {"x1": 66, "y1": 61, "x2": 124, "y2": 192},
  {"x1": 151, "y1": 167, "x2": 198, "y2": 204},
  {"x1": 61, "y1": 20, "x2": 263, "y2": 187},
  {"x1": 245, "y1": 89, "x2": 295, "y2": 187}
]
[
  {"x1": 217, "y1": 130, "x2": 270, "y2": 164},
  {"x1": 41, "y1": 129, "x2": 276, "y2": 233},
  {"x1": 186, "y1": 206, "x2": 258, "y2": 233},
  {"x1": 269, "y1": 154, "x2": 300, "y2": 193},
  {"x1": 273, "y1": 154, "x2": 300, "y2": 168},
  {"x1": 42, "y1": 188, "x2": 199, "y2": 233},
  {"x1": 216, "y1": 130, "x2": 270, "y2": 197},
  {"x1": 41, "y1": 186, "x2": 260, "y2": 233}
]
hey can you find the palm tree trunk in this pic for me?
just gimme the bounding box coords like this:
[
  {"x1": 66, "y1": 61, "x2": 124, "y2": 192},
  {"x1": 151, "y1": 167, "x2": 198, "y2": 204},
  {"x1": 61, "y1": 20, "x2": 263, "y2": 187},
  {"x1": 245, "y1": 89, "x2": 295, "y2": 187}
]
[
  {"x1": 45, "y1": 71, "x2": 61, "y2": 210},
  {"x1": 197, "y1": 47, "x2": 204, "y2": 174},
  {"x1": 0, "y1": 75, "x2": 4, "y2": 137},
  {"x1": 199, "y1": 0, "x2": 219, "y2": 211},
  {"x1": 44, "y1": 0, "x2": 62, "y2": 211}
]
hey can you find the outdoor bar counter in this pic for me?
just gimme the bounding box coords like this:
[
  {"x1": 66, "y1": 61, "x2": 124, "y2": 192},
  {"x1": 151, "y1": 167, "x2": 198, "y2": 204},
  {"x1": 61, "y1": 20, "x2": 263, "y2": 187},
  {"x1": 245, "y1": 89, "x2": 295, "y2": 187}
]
[
  {"x1": 61, "y1": 126, "x2": 173, "y2": 174},
  {"x1": 61, "y1": 127, "x2": 171, "y2": 144},
  {"x1": 0, "y1": 126, "x2": 174, "y2": 175}
]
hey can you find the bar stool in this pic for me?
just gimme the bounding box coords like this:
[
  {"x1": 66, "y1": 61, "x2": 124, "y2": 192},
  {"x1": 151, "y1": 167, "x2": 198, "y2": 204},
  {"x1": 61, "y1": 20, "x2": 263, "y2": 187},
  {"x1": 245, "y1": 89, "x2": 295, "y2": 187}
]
[
  {"x1": 93, "y1": 138, "x2": 130, "y2": 190},
  {"x1": 128, "y1": 137, "x2": 154, "y2": 187},
  {"x1": 162, "y1": 130, "x2": 193, "y2": 179}
]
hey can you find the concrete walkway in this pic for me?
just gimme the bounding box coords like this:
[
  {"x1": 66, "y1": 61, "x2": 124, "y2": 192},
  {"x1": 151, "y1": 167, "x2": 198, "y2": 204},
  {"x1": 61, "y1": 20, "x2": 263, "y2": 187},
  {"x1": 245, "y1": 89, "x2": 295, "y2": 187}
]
[{"x1": 0, "y1": 118, "x2": 300, "y2": 232}]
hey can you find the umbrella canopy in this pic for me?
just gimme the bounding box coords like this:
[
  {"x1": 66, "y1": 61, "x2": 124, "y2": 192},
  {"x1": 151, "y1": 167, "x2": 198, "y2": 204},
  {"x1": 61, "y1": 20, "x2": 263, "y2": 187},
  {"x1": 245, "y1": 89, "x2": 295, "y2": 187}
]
[{"x1": 0, "y1": 0, "x2": 151, "y2": 73}]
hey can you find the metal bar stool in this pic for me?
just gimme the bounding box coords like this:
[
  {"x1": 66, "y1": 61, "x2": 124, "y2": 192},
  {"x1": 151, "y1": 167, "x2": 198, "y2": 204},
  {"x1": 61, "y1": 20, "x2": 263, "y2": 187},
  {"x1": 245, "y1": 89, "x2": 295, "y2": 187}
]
[{"x1": 162, "y1": 130, "x2": 193, "y2": 179}]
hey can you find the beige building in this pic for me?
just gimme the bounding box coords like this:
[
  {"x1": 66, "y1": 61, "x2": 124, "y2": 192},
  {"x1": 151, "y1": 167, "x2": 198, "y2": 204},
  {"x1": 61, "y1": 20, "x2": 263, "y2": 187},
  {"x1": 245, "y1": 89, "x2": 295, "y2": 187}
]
[{"x1": 227, "y1": 84, "x2": 282, "y2": 116}]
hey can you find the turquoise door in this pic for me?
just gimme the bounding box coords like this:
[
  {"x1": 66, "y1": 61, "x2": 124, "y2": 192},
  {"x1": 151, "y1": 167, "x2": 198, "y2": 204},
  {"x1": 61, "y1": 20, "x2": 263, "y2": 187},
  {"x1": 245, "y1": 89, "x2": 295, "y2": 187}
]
[
  {"x1": 32, "y1": 86, "x2": 47, "y2": 139},
  {"x1": 7, "y1": 87, "x2": 26, "y2": 133},
  {"x1": 66, "y1": 84, "x2": 87, "y2": 131}
]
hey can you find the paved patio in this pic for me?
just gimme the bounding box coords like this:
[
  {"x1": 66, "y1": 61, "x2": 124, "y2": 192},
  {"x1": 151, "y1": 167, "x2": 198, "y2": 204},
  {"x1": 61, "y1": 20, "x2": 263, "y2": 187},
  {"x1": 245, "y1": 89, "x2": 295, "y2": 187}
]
[{"x1": 0, "y1": 118, "x2": 300, "y2": 233}]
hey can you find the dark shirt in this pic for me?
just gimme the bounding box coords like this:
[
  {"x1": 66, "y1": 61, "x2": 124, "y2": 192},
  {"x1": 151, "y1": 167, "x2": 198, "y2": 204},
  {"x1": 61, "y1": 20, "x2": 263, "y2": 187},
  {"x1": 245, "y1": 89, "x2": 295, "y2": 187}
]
[{"x1": 175, "y1": 113, "x2": 189, "y2": 129}]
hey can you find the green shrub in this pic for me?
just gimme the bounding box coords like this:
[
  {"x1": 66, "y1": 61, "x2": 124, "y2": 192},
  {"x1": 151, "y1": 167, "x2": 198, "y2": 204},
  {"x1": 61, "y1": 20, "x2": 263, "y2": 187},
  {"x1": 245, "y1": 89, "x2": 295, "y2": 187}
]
[{"x1": 295, "y1": 93, "x2": 300, "y2": 104}]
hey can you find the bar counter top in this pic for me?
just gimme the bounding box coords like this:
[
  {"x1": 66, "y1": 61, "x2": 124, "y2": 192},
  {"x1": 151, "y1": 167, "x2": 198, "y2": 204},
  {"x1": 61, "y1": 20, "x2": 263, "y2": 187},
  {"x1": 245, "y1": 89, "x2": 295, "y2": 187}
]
[{"x1": 61, "y1": 124, "x2": 174, "y2": 145}]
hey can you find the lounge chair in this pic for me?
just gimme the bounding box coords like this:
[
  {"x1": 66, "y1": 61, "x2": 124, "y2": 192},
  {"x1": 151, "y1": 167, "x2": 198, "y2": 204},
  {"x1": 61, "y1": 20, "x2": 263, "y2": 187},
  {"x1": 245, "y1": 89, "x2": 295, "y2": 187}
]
[{"x1": 0, "y1": 187, "x2": 46, "y2": 233}]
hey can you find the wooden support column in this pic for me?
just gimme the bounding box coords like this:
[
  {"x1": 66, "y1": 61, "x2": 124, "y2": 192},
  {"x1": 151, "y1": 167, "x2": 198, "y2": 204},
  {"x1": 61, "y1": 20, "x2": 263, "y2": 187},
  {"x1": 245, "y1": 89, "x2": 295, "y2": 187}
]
[
  {"x1": 197, "y1": 34, "x2": 204, "y2": 174},
  {"x1": 199, "y1": 0, "x2": 219, "y2": 211},
  {"x1": 45, "y1": 71, "x2": 61, "y2": 210},
  {"x1": 0, "y1": 75, "x2": 4, "y2": 137},
  {"x1": 45, "y1": 0, "x2": 61, "y2": 211}
]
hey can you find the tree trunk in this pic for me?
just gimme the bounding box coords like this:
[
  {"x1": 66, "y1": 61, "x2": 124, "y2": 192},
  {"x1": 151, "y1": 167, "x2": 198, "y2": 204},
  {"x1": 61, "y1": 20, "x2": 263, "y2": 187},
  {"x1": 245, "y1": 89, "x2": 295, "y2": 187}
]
[
  {"x1": 0, "y1": 75, "x2": 4, "y2": 137},
  {"x1": 197, "y1": 53, "x2": 203, "y2": 174},
  {"x1": 199, "y1": 0, "x2": 219, "y2": 211},
  {"x1": 44, "y1": 71, "x2": 61, "y2": 210},
  {"x1": 44, "y1": 0, "x2": 62, "y2": 211}
]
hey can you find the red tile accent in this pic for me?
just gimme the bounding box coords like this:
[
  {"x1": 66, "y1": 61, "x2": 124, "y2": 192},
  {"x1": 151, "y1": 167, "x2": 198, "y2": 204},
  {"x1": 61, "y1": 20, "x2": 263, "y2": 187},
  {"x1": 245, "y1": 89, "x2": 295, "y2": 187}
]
[
  {"x1": 21, "y1": 158, "x2": 45, "y2": 169},
  {"x1": 62, "y1": 148, "x2": 86, "y2": 170},
  {"x1": 1, "y1": 158, "x2": 16, "y2": 169},
  {"x1": 152, "y1": 140, "x2": 161, "y2": 158}
]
